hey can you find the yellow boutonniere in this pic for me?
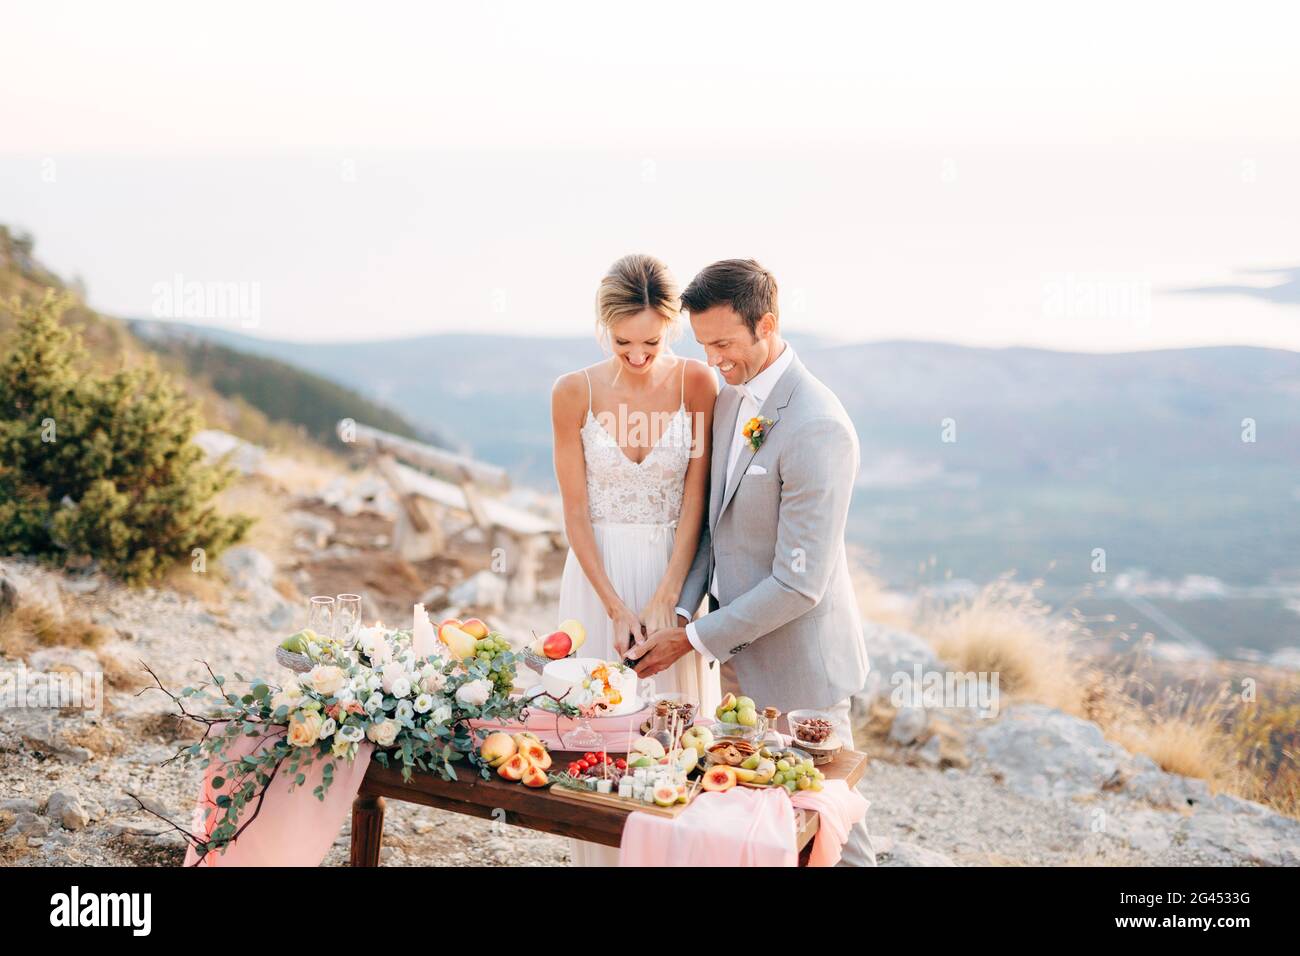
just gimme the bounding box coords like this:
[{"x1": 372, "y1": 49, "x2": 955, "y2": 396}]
[{"x1": 743, "y1": 416, "x2": 774, "y2": 451}]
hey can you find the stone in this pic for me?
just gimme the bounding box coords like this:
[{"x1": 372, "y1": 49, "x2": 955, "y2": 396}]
[
  {"x1": 882, "y1": 841, "x2": 957, "y2": 866},
  {"x1": 45, "y1": 791, "x2": 90, "y2": 831},
  {"x1": 971, "y1": 703, "x2": 1130, "y2": 803},
  {"x1": 888, "y1": 706, "x2": 929, "y2": 747},
  {"x1": 217, "y1": 546, "x2": 275, "y2": 589},
  {"x1": 286, "y1": 510, "x2": 335, "y2": 548},
  {"x1": 9, "y1": 811, "x2": 48, "y2": 837},
  {"x1": 449, "y1": 570, "x2": 508, "y2": 612}
]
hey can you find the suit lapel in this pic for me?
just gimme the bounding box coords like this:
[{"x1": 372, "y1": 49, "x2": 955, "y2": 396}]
[
  {"x1": 715, "y1": 356, "x2": 804, "y2": 525},
  {"x1": 709, "y1": 386, "x2": 739, "y2": 531}
]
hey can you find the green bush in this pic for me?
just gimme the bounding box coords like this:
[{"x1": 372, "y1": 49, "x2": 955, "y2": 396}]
[{"x1": 0, "y1": 291, "x2": 250, "y2": 583}]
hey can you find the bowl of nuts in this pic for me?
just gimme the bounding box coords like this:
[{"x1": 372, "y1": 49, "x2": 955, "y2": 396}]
[{"x1": 786, "y1": 709, "x2": 842, "y2": 763}]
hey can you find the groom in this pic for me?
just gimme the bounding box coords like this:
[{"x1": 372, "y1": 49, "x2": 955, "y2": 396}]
[{"x1": 628, "y1": 258, "x2": 875, "y2": 866}]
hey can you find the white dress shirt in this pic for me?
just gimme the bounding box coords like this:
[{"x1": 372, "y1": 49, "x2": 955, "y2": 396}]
[{"x1": 675, "y1": 344, "x2": 795, "y2": 662}]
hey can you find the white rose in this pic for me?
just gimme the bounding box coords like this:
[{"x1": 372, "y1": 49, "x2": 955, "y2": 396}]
[
  {"x1": 364, "y1": 691, "x2": 384, "y2": 714},
  {"x1": 391, "y1": 677, "x2": 412, "y2": 699},
  {"x1": 419, "y1": 668, "x2": 447, "y2": 694},
  {"x1": 366, "y1": 719, "x2": 399, "y2": 747},
  {"x1": 381, "y1": 661, "x2": 409, "y2": 694},
  {"x1": 395, "y1": 699, "x2": 414, "y2": 722},
  {"x1": 413, "y1": 693, "x2": 434, "y2": 714},
  {"x1": 455, "y1": 678, "x2": 492, "y2": 708},
  {"x1": 431, "y1": 704, "x2": 452, "y2": 725},
  {"x1": 309, "y1": 665, "x2": 345, "y2": 697},
  {"x1": 318, "y1": 717, "x2": 338, "y2": 739}
]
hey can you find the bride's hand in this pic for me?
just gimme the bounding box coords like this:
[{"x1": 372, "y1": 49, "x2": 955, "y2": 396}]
[
  {"x1": 609, "y1": 602, "x2": 642, "y2": 658},
  {"x1": 639, "y1": 592, "x2": 678, "y2": 638}
]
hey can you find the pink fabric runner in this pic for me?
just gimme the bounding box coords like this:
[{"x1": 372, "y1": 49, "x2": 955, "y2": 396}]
[
  {"x1": 790, "y1": 779, "x2": 870, "y2": 866},
  {"x1": 618, "y1": 777, "x2": 869, "y2": 867},
  {"x1": 618, "y1": 786, "x2": 799, "y2": 866},
  {"x1": 181, "y1": 724, "x2": 374, "y2": 867}
]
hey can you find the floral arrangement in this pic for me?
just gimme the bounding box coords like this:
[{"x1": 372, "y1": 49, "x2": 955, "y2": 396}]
[
  {"x1": 743, "y1": 415, "x2": 774, "y2": 451},
  {"x1": 149, "y1": 620, "x2": 530, "y2": 860}
]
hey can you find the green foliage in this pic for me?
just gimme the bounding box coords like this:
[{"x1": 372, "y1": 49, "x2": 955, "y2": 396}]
[
  {"x1": 140, "y1": 331, "x2": 427, "y2": 446},
  {"x1": 0, "y1": 291, "x2": 251, "y2": 583}
]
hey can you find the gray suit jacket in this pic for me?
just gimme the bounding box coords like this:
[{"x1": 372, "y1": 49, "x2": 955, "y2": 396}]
[{"x1": 680, "y1": 354, "x2": 869, "y2": 712}]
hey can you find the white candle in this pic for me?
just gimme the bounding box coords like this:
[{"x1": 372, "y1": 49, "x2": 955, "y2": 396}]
[{"x1": 412, "y1": 603, "x2": 438, "y2": 660}]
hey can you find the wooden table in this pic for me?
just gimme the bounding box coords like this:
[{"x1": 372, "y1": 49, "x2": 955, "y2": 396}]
[{"x1": 350, "y1": 747, "x2": 869, "y2": 866}]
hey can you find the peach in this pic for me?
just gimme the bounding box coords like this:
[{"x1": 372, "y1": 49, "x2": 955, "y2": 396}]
[
  {"x1": 522, "y1": 742, "x2": 551, "y2": 770},
  {"x1": 521, "y1": 764, "x2": 550, "y2": 788},
  {"x1": 497, "y1": 753, "x2": 529, "y2": 781},
  {"x1": 701, "y1": 766, "x2": 737, "y2": 793},
  {"x1": 479, "y1": 731, "x2": 517, "y2": 768}
]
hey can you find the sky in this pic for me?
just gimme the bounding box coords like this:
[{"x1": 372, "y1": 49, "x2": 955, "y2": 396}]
[{"x1": 2, "y1": 0, "x2": 1299, "y2": 350}]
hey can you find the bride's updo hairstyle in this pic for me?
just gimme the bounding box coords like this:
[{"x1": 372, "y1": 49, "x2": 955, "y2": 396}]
[{"x1": 595, "y1": 254, "x2": 683, "y2": 350}]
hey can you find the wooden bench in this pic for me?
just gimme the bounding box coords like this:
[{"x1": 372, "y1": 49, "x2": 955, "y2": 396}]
[{"x1": 350, "y1": 748, "x2": 869, "y2": 866}]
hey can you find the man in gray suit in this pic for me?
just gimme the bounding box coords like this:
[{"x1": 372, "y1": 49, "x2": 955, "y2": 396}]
[{"x1": 629, "y1": 258, "x2": 875, "y2": 866}]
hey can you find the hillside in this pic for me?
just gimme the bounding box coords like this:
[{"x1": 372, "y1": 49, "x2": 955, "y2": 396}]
[
  {"x1": 129, "y1": 322, "x2": 434, "y2": 448},
  {"x1": 0, "y1": 226, "x2": 418, "y2": 458}
]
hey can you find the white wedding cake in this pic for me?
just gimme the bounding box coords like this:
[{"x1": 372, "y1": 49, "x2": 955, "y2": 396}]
[{"x1": 541, "y1": 658, "x2": 640, "y2": 716}]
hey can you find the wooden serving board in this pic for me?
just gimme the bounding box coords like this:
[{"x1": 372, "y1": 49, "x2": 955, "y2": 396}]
[{"x1": 548, "y1": 782, "x2": 696, "y2": 819}]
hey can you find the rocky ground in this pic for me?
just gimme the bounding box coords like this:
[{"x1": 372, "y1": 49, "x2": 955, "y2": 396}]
[{"x1": 2, "y1": 477, "x2": 1297, "y2": 868}]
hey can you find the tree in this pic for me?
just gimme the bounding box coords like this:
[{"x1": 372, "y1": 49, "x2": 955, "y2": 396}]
[{"x1": 0, "y1": 291, "x2": 250, "y2": 583}]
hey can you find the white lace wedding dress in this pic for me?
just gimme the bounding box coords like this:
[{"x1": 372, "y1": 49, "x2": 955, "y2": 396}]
[{"x1": 557, "y1": 362, "x2": 722, "y2": 866}]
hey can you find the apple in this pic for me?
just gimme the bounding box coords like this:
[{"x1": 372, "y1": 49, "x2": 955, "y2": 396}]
[
  {"x1": 558, "y1": 618, "x2": 586, "y2": 652},
  {"x1": 541, "y1": 630, "x2": 573, "y2": 660},
  {"x1": 675, "y1": 748, "x2": 698, "y2": 774},
  {"x1": 521, "y1": 764, "x2": 550, "y2": 788},
  {"x1": 479, "y1": 732, "x2": 517, "y2": 768},
  {"x1": 630, "y1": 736, "x2": 666, "y2": 760},
  {"x1": 460, "y1": 618, "x2": 489, "y2": 639},
  {"x1": 497, "y1": 753, "x2": 530, "y2": 781},
  {"x1": 680, "y1": 726, "x2": 713, "y2": 754}
]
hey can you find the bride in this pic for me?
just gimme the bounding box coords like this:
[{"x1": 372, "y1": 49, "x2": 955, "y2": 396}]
[{"x1": 552, "y1": 254, "x2": 722, "y2": 864}]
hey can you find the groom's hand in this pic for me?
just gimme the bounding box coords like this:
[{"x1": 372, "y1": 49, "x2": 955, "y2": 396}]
[{"x1": 628, "y1": 626, "x2": 691, "y2": 679}]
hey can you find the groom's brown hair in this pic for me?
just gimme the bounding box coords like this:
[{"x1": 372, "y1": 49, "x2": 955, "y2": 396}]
[{"x1": 680, "y1": 259, "x2": 779, "y2": 337}]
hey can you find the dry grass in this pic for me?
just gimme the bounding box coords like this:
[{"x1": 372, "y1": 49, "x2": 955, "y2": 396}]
[
  {"x1": 909, "y1": 576, "x2": 1300, "y2": 820},
  {"x1": 0, "y1": 602, "x2": 107, "y2": 659},
  {"x1": 916, "y1": 577, "x2": 1085, "y2": 714},
  {"x1": 60, "y1": 722, "x2": 127, "y2": 757}
]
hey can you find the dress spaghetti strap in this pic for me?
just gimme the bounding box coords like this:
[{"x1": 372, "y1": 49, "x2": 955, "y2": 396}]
[
  {"x1": 679, "y1": 357, "x2": 687, "y2": 409},
  {"x1": 583, "y1": 368, "x2": 593, "y2": 416}
]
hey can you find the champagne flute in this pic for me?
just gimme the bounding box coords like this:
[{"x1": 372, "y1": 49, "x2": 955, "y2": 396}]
[
  {"x1": 335, "y1": 593, "x2": 362, "y2": 649},
  {"x1": 307, "y1": 595, "x2": 335, "y2": 645}
]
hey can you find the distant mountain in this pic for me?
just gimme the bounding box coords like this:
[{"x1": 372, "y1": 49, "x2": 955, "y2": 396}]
[
  {"x1": 129, "y1": 322, "x2": 439, "y2": 448},
  {"x1": 125, "y1": 321, "x2": 1300, "y2": 656}
]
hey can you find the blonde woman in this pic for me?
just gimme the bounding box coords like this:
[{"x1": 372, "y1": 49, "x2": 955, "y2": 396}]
[{"x1": 551, "y1": 253, "x2": 722, "y2": 710}]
